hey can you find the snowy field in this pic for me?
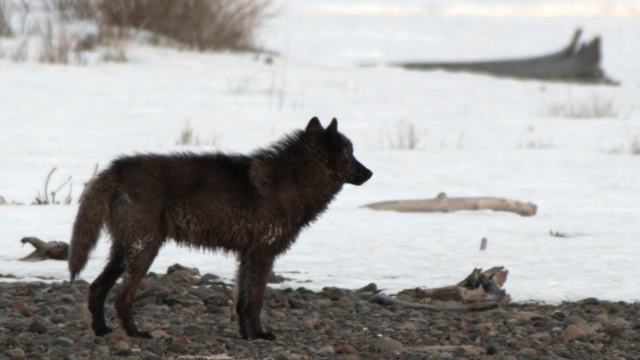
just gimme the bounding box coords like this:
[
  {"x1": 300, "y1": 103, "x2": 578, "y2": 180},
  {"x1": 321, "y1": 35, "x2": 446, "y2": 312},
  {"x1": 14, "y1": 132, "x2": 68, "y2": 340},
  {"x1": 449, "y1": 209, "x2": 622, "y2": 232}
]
[{"x1": 1, "y1": 0, "x2": 639, "y2": 304}]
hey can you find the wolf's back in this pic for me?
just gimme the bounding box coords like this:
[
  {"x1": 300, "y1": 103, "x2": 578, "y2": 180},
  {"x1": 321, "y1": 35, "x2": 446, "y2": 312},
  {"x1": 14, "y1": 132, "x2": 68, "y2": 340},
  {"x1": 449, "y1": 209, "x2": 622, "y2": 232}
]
[{"x1": 69, "y1": 166, "x2": 120, "y2": 282}]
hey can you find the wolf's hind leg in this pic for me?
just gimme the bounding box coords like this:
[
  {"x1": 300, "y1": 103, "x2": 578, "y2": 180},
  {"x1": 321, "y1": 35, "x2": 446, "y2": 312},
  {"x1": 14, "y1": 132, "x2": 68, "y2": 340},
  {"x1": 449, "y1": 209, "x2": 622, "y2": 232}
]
[
  {"x1": 115, "y1": 236, "x2": 161, "y2": 338},
  {"x1": 89, "y1": 245, "x2": 126, "y2": 336},
  {"x1": 236, "y1": 251, "x2": 276, "y2": 340}
]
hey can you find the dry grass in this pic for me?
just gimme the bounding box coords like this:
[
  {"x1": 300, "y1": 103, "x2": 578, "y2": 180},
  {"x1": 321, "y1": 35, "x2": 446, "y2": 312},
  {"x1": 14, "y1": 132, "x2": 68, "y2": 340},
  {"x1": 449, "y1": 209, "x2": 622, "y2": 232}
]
[
  {"x1": 386, "y1": 121, "x2": 420, "y2": 150},
  {"x1": 16, "y1": 0, "x2": 31, "y2": 35},
  {"x1": 176, "y1": 121, "x2": 218, "y2": 147},
  {"x1": 547, "y1": 93, "x2": 620, "y2": 119},
  {"x1": 604, "y1": 135, "x2": 640, "y2": 156},
  {"x1": 0, "y1": 0, "x2": 13, "y2": 37},
  {"x1": 0, "y1": 2, "x2": 93, "y2": 64},
  {"x1": 100, "y1": 41, "x2": 126, "y2": 62},
  {"x1": 630, "y1": 136, "x2": 640, "y2": 155},
  {"x1": 520, "y1": 138, "x2": 554, "y2": 149},
  {"x1": 38, "y1": 18, "x2": 71, "y2": 64},
  {"x1": 3, "y1": 0, "x2": 274, "y2": 65},
  {"x1": 9, "y1": 38, "x2": 29, "y2": 62},
  {"x1": 51, "y1": 0, "x2": 96, "y2": 20},
  {"x1": 176, "y1": 121, "x2": 199, "y2": 145},
  {"x1": 33, "y1": 167, "x2": 73, "y2": 205},
  {"x1": 97, "y1": 0, "x2": 273, "y2": 51}
]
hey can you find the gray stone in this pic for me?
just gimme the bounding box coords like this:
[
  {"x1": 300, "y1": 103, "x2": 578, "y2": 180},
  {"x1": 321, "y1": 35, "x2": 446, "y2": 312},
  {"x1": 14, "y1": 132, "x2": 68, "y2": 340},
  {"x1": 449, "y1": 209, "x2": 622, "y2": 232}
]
[
  {"x1": 67, "y1": 303, "x2": 91, "y2": 321},
  {"x1": 142, "y1": 350, "x2": 163, "y2": 360},
  {"x1": 564, "y1": 325, "x2": 587, "y2": 341},
  {"x1": 369, "y1": 337, "x2": 404, "y2": 355},
  {"x1": 28, "y1": 318, "x2": 48, "y2": 334},
  {"x1": 51, "y1": 337, "x2": 75, "y2": 347},
  {"x1": 517, "y1": 348, "x2": 538, "y2": 358},
  {"x1": 316, "y1": 345, "x2": 335, "y2": 356},
  {"x1": 112, "y1": 340, "x2": 130, "y2": 352},
  {"x1": 5, "y1": 348, "x2": 26, "y2": 359}
]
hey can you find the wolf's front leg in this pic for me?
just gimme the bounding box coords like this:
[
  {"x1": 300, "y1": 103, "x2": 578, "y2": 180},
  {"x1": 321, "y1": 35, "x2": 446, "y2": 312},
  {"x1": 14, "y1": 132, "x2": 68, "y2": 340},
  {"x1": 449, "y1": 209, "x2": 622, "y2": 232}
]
[{"x1": 236, "y1": 251, "x2": 276, "y2": 340}]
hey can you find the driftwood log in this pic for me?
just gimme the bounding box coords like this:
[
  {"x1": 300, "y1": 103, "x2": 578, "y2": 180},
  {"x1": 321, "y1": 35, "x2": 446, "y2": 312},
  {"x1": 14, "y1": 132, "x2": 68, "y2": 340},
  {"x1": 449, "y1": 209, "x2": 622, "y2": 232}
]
[
  {"x1": 369, "y1": 267, "x2": 510, "y2": 312},
  {"x1": 19, "y1": 237, "x2": 69, "y2": 261},
  {"x1": 363, "y1": 192, "x2": 537, "y2": 217},
  {"x1": 380, "y1": 29, "x2": 617, "y2": 85}
]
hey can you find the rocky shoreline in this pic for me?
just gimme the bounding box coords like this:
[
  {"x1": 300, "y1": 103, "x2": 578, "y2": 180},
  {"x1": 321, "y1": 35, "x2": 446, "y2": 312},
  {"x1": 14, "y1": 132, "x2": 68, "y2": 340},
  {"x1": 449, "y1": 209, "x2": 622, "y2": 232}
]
[{"x1": 1, "y1": 267, "x2": 638, "y2": 360}]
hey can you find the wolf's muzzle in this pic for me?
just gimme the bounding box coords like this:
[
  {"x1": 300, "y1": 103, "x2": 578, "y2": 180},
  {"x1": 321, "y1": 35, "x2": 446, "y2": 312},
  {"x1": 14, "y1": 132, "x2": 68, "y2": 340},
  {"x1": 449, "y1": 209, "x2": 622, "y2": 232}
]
[{"x1": 347, "y1": 159, "x2": 372, "y2": 186}]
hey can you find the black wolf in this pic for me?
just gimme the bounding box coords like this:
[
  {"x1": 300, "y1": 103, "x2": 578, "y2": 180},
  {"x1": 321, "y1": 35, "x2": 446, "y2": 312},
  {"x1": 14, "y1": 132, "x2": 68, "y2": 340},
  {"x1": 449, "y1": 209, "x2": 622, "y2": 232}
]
[{"x1": 68, "y1": 117, "x2": 372, "y2": 340}]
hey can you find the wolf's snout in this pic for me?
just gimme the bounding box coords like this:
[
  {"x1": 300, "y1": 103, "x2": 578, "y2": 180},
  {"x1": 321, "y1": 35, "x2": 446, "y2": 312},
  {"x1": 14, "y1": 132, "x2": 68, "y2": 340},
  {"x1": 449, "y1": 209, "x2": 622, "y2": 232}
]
[{"x1": 348, "y1": 159, "x2": 372, "y2": 186}]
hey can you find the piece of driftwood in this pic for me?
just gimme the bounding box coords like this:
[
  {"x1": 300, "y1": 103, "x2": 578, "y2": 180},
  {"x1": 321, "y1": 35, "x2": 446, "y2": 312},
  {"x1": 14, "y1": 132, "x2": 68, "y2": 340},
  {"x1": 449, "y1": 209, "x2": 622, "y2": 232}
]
[
  {"x1": 363, "y1": 192, "x2": 537, "y2": 217},
  {"x1": 417, "y1": 266, "x2": 509, "y2": 302},
  {"x1": 19, "y1": 237, "x2": 69, "y2": 261},
  {"x1": 369, "y1": 267, "x2": 510, "y2": 312},
  {"x1": 383, "y1": 29, "x2": 617, "y2": 85}
]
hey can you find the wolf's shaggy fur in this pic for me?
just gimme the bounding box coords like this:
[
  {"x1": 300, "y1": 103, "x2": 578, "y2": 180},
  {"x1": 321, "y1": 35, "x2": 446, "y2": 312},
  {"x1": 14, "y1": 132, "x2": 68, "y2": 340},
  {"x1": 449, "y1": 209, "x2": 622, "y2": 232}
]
[{"x1": 68, "y1": 117, "x2": 372, "y2": 340}]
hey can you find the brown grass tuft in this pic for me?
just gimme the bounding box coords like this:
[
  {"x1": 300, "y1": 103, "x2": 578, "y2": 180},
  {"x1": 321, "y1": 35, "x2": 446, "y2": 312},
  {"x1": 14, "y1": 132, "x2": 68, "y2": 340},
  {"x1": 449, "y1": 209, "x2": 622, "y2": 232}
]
[
  {"x1": 0, "y1": 0, "x2": 13, "y2": 37},
  {"x1": 97, "y1": 0, "x2": 273, "y2": 51},
  {"x1": 52, "y1": 0, "x2": 97, "y2": 21}
]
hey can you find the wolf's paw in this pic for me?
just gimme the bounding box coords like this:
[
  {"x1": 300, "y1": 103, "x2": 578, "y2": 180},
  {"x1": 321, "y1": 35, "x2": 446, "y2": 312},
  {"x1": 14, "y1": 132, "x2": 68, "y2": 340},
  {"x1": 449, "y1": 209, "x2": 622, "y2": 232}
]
[
  {"x1": 242, "y1": 330, "x2": 277, "y2": 341},
  {"x1": 129, "y1": 330, "x2": 152, "y2": 339},
  {"x1": 93, "y1": 326, "x2": 113, "y2": 337},
  {"x1": 255, "y1": 331, "x2": 277, "y2": 341},
  {"x1": 124, "y1": 326, "x2": 152, "y2": 338}
]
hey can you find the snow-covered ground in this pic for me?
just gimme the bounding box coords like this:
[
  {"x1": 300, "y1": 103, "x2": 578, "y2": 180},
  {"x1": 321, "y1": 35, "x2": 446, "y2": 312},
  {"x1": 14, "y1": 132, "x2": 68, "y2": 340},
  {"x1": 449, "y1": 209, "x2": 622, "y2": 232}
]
[{"x1": 1, "y1": 0, "x2": 639, "y2": 304}]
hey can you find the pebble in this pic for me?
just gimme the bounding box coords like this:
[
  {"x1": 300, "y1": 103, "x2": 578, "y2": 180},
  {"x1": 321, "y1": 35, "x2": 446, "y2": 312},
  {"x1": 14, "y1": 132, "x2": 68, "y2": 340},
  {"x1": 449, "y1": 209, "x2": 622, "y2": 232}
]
[
  {"x1": 141, "y1": 350, "x2": 162, "y2": 360},
  {"x1": 5, "y1": 348, "x2": 26, "y2": 359},
  {"x1": 27, "y1": 319, "x2": 48, "y2": 334},
  {"x1": 604, "y1": 326, "x2": 625, "y2": 337},
  {"x1": 369, "y1": 336, "x2": 404, "y2": 355},
  {"x1": 67, "y1": 303, "x2": 91, "y2": 321},
  {"x1": 564, "y1": 324, "x2": 587, "y2": 341},
  {"x1": 401, "y1": 322, "x2": 418, "y2": 333},
  {"x1": 514, "y1": 311, "x2": 538, "y2": 321},
  {"x1": 10, "y1": 300, "x2": 26, "y2": 310},
  {"x1": 316, "y1": 345, "x2": 335, "y2": 355},
  {"x1": 51, "y1": 337, "x2": 74, "y2": 347},
  {"x1": 113, "y1": 339, "x2": 130, "y2": 351},
  {"x1": 475, "y1": 322, "x2": 495, "y2": 333},
  {"x1": 517, "y1": 348, "x2": 537, "y2": 358},
  {"x1": 335, "y1": 345, "x2": 358, "y2": 355}
]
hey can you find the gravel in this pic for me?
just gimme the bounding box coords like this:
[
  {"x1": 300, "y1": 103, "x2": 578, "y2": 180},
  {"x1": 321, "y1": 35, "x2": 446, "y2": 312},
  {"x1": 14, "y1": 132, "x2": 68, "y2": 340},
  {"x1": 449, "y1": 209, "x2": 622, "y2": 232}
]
[{"x1": 1, "y1": 268, "x2": 639, "y2": 359}]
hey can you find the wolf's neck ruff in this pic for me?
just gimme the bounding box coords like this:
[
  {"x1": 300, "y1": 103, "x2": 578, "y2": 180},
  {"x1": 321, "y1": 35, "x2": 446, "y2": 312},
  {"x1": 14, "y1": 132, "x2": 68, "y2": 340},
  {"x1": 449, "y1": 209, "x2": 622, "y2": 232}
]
[{"x1": 249, "y1": 131, "x2": 345, "y2": 229}]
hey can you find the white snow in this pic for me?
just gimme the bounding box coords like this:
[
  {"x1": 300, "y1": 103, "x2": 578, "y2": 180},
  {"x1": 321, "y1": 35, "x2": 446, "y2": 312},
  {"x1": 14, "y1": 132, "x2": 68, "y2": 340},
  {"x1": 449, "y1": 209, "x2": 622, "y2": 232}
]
[{"x1": 1, "y1": 0, "x2": 639, "y2": 304}]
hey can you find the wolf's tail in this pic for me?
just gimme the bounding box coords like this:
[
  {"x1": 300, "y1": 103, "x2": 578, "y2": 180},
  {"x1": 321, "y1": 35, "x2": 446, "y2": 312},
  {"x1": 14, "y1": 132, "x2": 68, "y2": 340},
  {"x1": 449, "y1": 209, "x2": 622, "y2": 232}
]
[{"x1": 69, "y1": 166, "x2": 119, "y2": 282}]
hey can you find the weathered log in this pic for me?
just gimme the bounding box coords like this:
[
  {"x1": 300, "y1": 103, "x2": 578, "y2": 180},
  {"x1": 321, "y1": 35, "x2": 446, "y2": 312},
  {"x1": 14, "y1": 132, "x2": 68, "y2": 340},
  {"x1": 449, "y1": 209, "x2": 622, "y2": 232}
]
[
  {"x1": 19, "y1": 237, "x2": 69, "y2": 261},
  {"x1": 401, "y1": 267, "x2": 509, "y2": 302},
  {"x1": 370, "y1": 266, "x2": 510, "y2": 311},
  {"x1": 363, "y1": 192, "x2": 537, "y2": 217},
  {"x1": 382, "y1": 29, "x2": 617, "y2": 85}
]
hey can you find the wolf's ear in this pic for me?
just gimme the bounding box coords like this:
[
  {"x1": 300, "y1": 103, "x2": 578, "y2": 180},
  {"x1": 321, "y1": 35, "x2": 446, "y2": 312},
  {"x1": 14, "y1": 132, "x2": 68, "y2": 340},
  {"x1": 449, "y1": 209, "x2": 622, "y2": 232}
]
[
  {"x1": 327, "y1": 118, "x2": 338, "y2": 134},
  {"x1": 306, "y1": 117, "x2": 323, "y2": 133}
]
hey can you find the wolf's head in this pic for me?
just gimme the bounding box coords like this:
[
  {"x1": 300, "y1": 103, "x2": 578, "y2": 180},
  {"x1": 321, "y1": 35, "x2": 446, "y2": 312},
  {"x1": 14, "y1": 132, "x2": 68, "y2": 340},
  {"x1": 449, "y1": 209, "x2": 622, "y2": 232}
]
[{"x1": 305, "y1": 117, "x2": 372, "y2": 186}]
